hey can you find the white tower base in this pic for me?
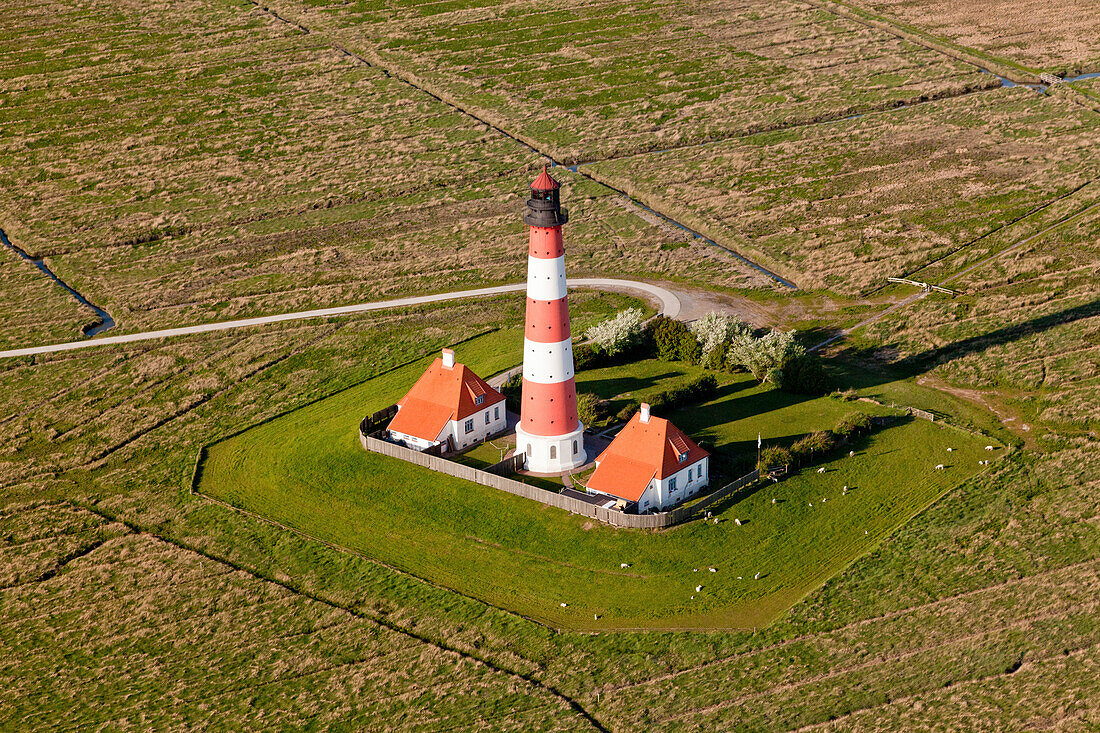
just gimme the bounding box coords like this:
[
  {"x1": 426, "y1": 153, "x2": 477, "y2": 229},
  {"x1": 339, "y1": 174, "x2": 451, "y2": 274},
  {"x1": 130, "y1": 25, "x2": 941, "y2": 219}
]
[{"x1": 516, "y1": 424, "x2": 587, "y2": 473}]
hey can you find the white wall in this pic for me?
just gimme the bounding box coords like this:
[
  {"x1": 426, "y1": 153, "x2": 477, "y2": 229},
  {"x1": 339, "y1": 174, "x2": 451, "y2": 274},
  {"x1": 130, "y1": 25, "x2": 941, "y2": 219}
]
[{"x1": 446, "y1": 399, "x2": 507, "y2": 451}]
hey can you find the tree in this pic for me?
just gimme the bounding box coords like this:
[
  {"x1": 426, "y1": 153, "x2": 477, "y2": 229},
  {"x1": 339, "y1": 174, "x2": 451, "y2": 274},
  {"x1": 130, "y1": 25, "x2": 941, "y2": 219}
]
[
  {"x1": 585, "y1": 307, "x2": 646, "y2": 357},
  {"x1": 690, "y1": 312, "x2": 750, "y2": 364},
  {"x1": 727, "y1": 329, "x2": 803, "y2": 382},
  {"x1": 650, "y1": 316, "x2": 691, "y2": 361},
  {"x1": 775, "y1": 351, "x2": 829, "y2": 394}
]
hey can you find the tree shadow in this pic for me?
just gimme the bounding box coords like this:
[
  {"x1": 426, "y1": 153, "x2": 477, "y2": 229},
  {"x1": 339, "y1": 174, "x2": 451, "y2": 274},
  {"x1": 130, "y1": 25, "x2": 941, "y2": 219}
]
[
  {"x1": 576, "y1": 372, "x2": 682, "y2": 400},
  {"x1": 839, "y1": 297, "x2": 1100, "y2": 380}
]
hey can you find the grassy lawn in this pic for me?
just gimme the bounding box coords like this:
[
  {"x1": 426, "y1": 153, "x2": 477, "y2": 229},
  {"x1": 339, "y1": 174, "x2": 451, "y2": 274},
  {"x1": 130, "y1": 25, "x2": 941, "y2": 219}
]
[
  {"x1": 200, "y1": 329, "x2": 1001, "y2": 630},
  {"x1": 452, "y1": 439, "x2": 510, "y2": 470}
]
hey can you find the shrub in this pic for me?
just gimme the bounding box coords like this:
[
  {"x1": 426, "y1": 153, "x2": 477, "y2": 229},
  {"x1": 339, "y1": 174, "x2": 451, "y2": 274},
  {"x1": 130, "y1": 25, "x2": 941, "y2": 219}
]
[
  {"x1": 831, "y1": 387, "x2": 858, "y2": 402},
  {"x1": 791, "y1": 430, "x2": 837, "y2": 462},
  {"x1": 835, "y1": 411, "x2": 873, "y2": 439},
  {"x1": 573, "y1": 343, "x2": 603, "y2": 371},
  {"x1": 758, "y1": 445, "x2": 792, "y2": 471},
  {"x1": 585, "y1": 307, "x2": 646, "y2": 357},
  {"x1": 776, "y1": 351, "x2": 829, "y2": 394},
  {"x1": 650, "y1": 316, "x2": 692, "y2": 361},
  {"x1": 615, "y1": 399, "x2": 640, "y2": 423},
  {"x1": 501, "y1": 372, "x2": 522, "y2": 413},
  {"x1": 576, "y1": 392, "x2": 612, "y2": 427},
  {"x1": 678, "y1": 329, "x2": 703, "y2": 364},
  {"x1": 647, "y1": 373, "x2": 718, "y2": 415}
]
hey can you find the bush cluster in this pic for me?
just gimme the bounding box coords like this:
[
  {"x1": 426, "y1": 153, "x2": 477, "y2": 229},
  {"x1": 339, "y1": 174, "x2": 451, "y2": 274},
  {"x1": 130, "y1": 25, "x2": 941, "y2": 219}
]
[{"x1": 758, "y1": 411, "x2": 876, "y2": 470}]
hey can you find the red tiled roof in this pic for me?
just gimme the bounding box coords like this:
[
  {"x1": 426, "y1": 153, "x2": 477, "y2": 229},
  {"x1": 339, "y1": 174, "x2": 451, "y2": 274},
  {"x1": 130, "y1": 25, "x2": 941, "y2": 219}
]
[
  {"x1": 386, "y1": 357, "x2": 505, "y2": 442},
  {"x1": 530, "y1": 167, "x2": 560, "y2": 191},
  {"x1": 585, "y1": 412, "x2": 709, "y2": 502}
]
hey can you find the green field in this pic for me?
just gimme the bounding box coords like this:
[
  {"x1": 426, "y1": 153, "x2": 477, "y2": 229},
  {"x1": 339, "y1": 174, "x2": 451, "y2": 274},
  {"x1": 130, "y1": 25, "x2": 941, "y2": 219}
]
[{"x1": 200, "y1": 328, "x2": 998, "y2": 630}]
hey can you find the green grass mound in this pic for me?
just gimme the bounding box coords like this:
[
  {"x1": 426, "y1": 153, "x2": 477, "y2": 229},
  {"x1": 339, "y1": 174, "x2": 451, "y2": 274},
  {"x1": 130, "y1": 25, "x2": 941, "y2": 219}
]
[{"x1": 200, "y1": 329, "x2": 999, "y2": 630}]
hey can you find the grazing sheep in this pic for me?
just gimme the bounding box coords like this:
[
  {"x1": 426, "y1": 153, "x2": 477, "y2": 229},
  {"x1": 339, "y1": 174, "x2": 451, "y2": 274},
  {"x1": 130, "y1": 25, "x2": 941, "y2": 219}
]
[
  {"x1": 817, "y1": 467, "x2": 826, "y2": 473},
  {"x1": 947, "y1": 448, "x2": 954, "y2": 452},
  {"x1": 734, "y1": 518, "x2": 742, "y2": 526},
  {"x1": 771, "y1": 497, "x2": 777, "y2": 504},
  {"x1": 594, "y1": 614, "x2": 599, "y2": 620},
  {"x1": 713, "y1": 518, "x2": 719, "y2": 525},
  {"x1": 621, "y1": 563, "x2": 630, "y2": 569},
  {"x1": 695, "y1": 585, "x2": 703, "y2": 592},
  {"x1": 821, "y1": 497, "x2": 826, "y2": 502},
  {"x1": 935, "y1": 464, "x2": 945, "y2": 470},
  {"x1": 693, "y1": 568, "x2": 699, "y2": 573},
  {"x1": 560, "y1": 602, "x2": 568, "y2": 608},
  {"x1": 849, "y1": 450, "x2": 855, "y2": 457},
  {"x1": 985, "y1": 445, "x2": 995, "y2": 451},
  {"x1": 737, "y1": 576, "x2": 743, "y2": 580},
  {"x1": 709, "y1": 567, "x2": 717, "y2": 573},
  {"x1": 754, "y1": 572, "x2": 761, "y2": 580}
]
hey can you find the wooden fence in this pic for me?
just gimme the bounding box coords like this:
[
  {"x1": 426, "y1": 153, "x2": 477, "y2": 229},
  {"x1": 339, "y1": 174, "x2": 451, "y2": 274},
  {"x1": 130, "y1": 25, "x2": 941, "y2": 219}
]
[{"x1": 359, "y1": 426, "x2": 761, "y2": 529}]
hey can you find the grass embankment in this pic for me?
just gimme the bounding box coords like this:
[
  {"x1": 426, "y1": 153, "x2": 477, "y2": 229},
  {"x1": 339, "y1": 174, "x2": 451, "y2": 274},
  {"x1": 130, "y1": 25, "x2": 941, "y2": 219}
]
[{"x1": 201, "y1": 329, "x2": 999, "y2": 630}]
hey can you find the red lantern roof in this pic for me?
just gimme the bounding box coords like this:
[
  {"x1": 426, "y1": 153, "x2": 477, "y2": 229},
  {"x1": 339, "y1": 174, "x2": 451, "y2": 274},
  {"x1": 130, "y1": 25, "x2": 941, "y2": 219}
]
[{"x1": 530, "y1": 167, "x2": 560, "y2": 191}]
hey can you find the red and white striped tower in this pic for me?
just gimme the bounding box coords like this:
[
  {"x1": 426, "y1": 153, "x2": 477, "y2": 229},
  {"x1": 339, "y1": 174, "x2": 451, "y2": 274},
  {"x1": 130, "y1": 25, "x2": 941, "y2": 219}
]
[{"x1": 516, "y1": 168, "x2": 587, "y2": 472}]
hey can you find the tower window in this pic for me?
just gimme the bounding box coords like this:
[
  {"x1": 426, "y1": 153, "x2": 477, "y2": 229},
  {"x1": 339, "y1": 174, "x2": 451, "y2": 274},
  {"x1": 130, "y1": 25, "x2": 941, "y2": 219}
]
[
  {"x1": 572, "y1": 440, "x2": 578, "y2": 455},
  {"x1": 550, "y1": 445, "x2": 557, "y2": 459}
]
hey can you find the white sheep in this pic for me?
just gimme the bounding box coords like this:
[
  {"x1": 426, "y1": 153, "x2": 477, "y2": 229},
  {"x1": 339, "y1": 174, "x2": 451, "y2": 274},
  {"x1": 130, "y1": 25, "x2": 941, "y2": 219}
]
[
  {"x1": 620, "y1": 563, "x2": 630, "y2": 569},
  {"x1": 709, "y1": 567, "x2": 717, "y2": 573},
  {"x1": 935, "y1": 464, "x2": 945, "y2": 470},
  {"x1": 560, "y1": 602, "x2": 568, "y2": 607},
  {"x1": 594, "y1": 614, "x2": 599, "y2": 620},
  {"x1": 817, "y1": 467, "x2": 826, "y2": 473},
  {"x1": 771, "y1": 497, "x2": 777, "y2": 504},
  {"x1": 754, "y1": 572, "x2": 761, "y2": 580},
  {"x1": 849, "y1": 450, "x2": 855, "y2": 457},
  {"x1": 821, "y1": 497, "x2": 826, "y2": 502},
  {"x1": 947, "y1": 448, "x2": 954, "y2": 452},
  {"x1": 985, "y1": 445, "x2": 995, "y2": 451},
  {"x1": 734, "y1": 518, "x2": 742, "y2": 526},
  {"x1": 713, "y1": 518, "x2": 719, "y2": 525},
  {"x1": 695, "y1": 585, "x2": 703, "y2": 592}
]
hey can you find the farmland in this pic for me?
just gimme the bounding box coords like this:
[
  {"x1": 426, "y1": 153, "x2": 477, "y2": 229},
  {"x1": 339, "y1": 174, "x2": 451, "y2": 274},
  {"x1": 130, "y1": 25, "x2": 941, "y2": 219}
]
[
  {"x1": 281, "y1": 0, "x2": 998, "y2": 161},
  {"x1": 3, "y1": 0, "x2": 1100, "y2": 727},
  {"x1": 854, "y1": 0, "x2": 1100, "y2": 74},
  {"x1": 587, "y1": 88, "x2": 1100, "y2": 292}
]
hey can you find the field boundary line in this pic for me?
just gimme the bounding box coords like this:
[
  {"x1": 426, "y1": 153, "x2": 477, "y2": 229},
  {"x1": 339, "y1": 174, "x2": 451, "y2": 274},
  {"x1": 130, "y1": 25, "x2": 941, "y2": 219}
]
[
  {"x1": 656, "y1": 596, "x2": 1100, "y2": 725},
  {"x1": 71, "y1": 499, "x2": 610, "y2": 733},
  {"x1": 790, "y1": 638, "x2": 1100, "y2": 731}
]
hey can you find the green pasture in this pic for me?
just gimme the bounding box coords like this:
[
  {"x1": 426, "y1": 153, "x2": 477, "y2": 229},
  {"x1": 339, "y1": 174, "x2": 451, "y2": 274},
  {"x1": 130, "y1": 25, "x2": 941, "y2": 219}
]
[{"x1": 200, "y1": 329, "x2": 999, "y2": 630}]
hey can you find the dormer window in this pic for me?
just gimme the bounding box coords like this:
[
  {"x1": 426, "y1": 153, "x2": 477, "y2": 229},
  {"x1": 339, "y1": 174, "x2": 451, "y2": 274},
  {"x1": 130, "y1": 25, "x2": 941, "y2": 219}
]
[
  {"x1": 678, "y1": 452, "x2": 688, "y2": 463},
  {"x1": 474, "y1": 395, "x2": 485, "y2": 406}
]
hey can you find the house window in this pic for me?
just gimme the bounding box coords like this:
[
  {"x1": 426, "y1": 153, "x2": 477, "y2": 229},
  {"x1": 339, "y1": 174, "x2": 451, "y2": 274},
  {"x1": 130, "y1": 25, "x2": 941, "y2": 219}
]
[
  {"x1": 475, "y1": 395, "x2": 485, "y2": 406},
  {"x1": 572, "y1": 440, "x2": 578, "y2": 455},
  {"x1": 485, "y1": 411, "x2": 490, "y2": 425},
  {"x1": 494, "y1": 406, "x2": 500, "y2": 420},
  {"x1": 669, "y1": 477, "x2": 677, "y2": 492},
  {"x1": 464, "y1": 419, "x2": 474, "y2": 434},
  {"x1": 550, "y1": 445, "x2": 557, "y2": 459}
]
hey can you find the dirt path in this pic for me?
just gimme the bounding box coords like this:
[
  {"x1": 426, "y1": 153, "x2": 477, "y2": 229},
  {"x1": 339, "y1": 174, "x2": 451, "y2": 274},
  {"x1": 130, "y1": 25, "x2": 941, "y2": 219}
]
[{"x1": 0, "y1": 279, "x2": 682, "y2": 360}]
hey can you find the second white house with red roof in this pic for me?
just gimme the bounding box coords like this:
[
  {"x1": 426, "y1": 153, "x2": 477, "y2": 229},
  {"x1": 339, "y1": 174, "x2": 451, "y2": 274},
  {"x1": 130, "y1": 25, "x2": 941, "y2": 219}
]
[
  {"x1": 386, "y1": 348, "x2": 507, "y2": 453},
  {"x1": 585, "y1": 403, "x2": 710, "y2": 513}
]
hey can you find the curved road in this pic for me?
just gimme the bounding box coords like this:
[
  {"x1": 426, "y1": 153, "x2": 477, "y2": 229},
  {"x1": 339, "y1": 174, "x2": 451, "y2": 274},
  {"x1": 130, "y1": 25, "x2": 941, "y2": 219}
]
[{"x1": 0, "y1": 279, "x2": 681, "y2": 360}]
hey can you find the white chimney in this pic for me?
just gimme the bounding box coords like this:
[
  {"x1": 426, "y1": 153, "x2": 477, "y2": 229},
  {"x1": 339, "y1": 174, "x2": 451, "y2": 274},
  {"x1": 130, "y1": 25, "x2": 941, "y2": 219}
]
[
  {"x1": 442, "y1": 348, "x2": 455, "y2": 369},
  {"x1": 639, "y1": 403, "x2": 650, "y2": 423}
]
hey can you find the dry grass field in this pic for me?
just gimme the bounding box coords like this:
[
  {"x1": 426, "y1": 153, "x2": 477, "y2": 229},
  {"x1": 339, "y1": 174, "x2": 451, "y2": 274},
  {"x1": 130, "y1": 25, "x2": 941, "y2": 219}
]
[
  {"x1": 271, "y1": 0, "x2": 997, "y2": 162},
  {"x1": 588, "y1": 87, "x2": 1100, "y2": 292},
  {"x1": 0, "y1": 503, "x2": 586, "y2": 730},
  {"x1": 3, "y1": 0, "x2": 1100, "y2": 728},
  {"x1": 855, "y1": 0, "x2": 1100, "y2": 74},
  {"x1": 0, "y1": 0, "x2": 767, "y2": 344}
]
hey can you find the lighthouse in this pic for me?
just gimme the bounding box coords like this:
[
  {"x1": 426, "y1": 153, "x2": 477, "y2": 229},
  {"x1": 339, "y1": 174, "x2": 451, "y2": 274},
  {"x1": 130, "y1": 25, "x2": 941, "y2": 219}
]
[{"x1": 516, "y1": 168, "x2": 587, "y2": 473}]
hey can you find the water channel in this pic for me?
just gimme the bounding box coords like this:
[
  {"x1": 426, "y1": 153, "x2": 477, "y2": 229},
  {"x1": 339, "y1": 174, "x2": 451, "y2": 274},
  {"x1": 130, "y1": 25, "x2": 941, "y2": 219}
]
[{"x1": 0, "y1": 229, "x2": 115, "y2": 336}]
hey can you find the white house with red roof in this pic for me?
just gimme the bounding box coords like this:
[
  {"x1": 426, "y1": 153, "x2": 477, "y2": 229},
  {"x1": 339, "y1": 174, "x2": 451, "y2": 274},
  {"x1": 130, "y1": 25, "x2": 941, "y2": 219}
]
[
  {"x1": 585, "y1": 403, "x2": 709, "y2": 513},
  {"x1": 386, "y1": 348, "x2": 507, "y2": 452}
]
